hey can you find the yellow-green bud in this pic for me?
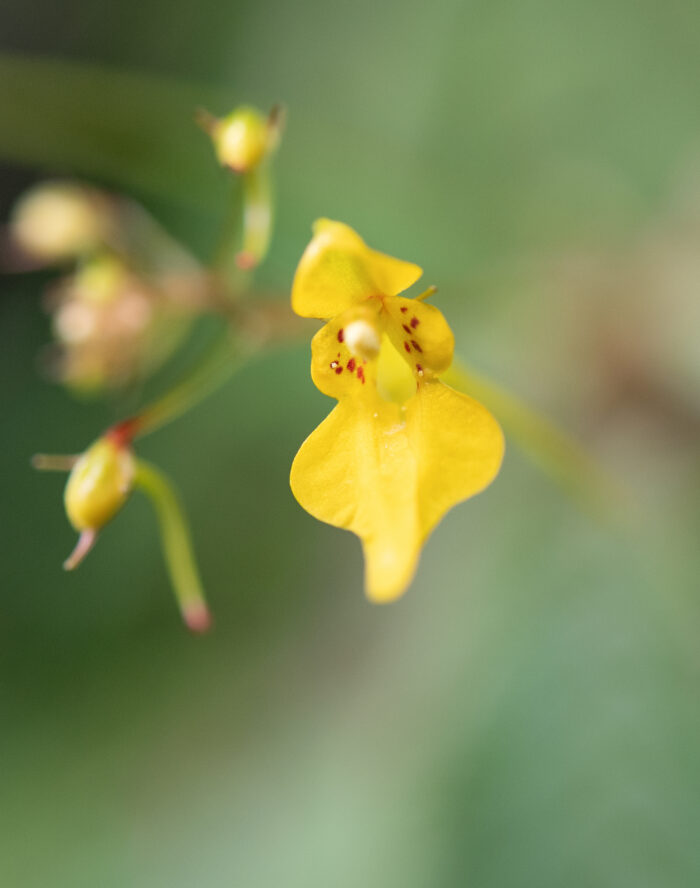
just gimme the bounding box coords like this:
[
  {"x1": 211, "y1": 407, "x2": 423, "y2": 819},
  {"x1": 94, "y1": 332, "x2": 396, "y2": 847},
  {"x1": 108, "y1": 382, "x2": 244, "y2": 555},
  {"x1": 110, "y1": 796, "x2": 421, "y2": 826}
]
[
  {"x1": 64, "y1": 437, "x2": 134, "y2": 531},
  {"x1": 213, "y1": 107, "x2": 270, "y2": 173},
  {"x1": 10, "y1": 182, "x2": 105, "y2": 263},
  {"x1": 72, "y1": 254, "x2": 130, "y2": 305}
]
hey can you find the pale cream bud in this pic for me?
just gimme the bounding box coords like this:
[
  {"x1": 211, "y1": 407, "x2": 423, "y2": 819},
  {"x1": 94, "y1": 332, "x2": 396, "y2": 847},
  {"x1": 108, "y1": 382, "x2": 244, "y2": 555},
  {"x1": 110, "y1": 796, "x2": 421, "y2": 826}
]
[{"x1": 10, "y1": 182, "x2": 104, "y2": 262}]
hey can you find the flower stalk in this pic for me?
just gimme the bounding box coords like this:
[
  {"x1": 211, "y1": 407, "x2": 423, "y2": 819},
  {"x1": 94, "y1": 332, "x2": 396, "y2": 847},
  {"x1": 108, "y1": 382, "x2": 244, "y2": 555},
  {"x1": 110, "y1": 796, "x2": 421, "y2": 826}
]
[
  {"x1": 442, "y1": 358, "x2": 622, "y2": 517},
  {"x1": 110, "y1": 330, "x2": 247, "y2": 444},
  {"x1": 132, "y1": 459, "x2": 210, "y2": 633}
]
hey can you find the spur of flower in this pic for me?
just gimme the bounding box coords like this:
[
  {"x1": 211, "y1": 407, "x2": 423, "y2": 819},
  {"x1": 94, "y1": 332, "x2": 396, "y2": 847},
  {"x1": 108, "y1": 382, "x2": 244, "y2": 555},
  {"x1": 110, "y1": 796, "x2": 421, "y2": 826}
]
[{"x1": 290, "y1": 220, "x2": 505, "y2": 602}]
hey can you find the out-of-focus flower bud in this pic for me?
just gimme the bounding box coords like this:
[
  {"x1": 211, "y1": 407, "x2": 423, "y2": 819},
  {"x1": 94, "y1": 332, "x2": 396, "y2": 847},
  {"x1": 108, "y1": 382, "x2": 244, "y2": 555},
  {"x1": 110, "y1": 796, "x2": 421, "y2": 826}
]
[
  {"x1": 199, "y1": 105, "x2": 283, "y2": 174},
  {"x1": 198, "y1": 105, "x2": 284, "y2": 271},
  {"x1": 212, "y1": 108, "x2": 268, "y2": 173},
  {"x1": 35, "y1": 437, "x2": 211, "y2": 630},
  {"x1": 64, "y1": 436, "x2": 134, "y2": 533},
  {"x1": 49, "y1": 435, "x2": 136, "y2": 570},
  {"x1": 9, "y1": 181, "x2": 107, "y2": 263},
  {"x1": 215, "y1": 107, "x2": 269, "y2": 172},
  {"x1": 45, "y1": 253, "x2": 194, "y2": 395}
]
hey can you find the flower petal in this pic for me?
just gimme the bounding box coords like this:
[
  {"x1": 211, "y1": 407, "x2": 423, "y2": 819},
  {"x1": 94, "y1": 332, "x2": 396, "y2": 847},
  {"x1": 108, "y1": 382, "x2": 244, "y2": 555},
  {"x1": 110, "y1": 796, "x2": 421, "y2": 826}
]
[
  {"x1": 309, "y1": 304, "x2": 381, "y2": 399},
  {"x1": 406, "y1": 380, "x2": 505, "y2": 537},
  {"x1": 290, "y1": 398, "x2": 421, "y2": 602},
  {"x1": 291, "y1": 220, "x2": 423, "y2": 318},
  {"x1": 382, "y1": 294, "x2": 454, "y2": 378},
  {"x1": 289, "y1": 380, "x2": 504, "y2": 603}
]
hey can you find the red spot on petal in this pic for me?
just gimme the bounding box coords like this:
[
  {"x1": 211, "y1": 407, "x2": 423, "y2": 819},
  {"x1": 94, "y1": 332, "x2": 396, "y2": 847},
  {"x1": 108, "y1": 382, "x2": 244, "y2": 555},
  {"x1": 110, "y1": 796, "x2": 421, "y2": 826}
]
[
  {"x1": 347, "y1": 358, "x2": 356, "y2": 372},
  {"x1": 400, "y1": 306, "x2": 408, "y2": 313},
  {"x1": 403, "y1": 341, "x2": 411, "y2": 353},
  {"x1": 335, "y1": 366, "x2": 343, "y2": 374},
  {"x1": 337, "y1": 328, "x2": 344, "y2": 343},
  {"x1": 411, "y1": 340, "x2": 423, "y2": 353},
  {"x1": 357, "y1": 366, "x2": 365, "y2": 383},
  {"x1": 402, "y1": 323, "x2": 411, "y2": 334},
  {"x1": 416, "y1": 363, "x2": 424, "y2": 375},
  {"x1": 410, "y1": 316, "x2": 419, "y2": 328}
]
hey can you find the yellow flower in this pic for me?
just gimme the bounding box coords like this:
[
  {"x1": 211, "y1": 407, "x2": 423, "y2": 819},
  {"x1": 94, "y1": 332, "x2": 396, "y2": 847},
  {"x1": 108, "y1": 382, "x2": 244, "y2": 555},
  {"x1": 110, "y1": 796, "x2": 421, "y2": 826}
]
[{"x1": 290, "y1": 220, "x2": 505, "y2": 602}]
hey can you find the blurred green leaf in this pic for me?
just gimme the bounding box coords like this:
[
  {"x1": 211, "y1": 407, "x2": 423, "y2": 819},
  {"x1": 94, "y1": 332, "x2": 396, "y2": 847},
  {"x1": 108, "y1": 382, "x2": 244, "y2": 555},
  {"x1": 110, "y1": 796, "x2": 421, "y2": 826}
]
[{"x1": 0, "y1": 52, "x2": 224, "y2": 206}]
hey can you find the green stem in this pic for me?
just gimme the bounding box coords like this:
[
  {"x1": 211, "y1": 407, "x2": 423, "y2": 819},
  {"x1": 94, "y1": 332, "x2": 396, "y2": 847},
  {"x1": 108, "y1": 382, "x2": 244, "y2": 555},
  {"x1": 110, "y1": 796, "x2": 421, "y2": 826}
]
[
  {"x1": 443, "y1": 357, "x2": 624, "y2": 518},
  {"x1": 211, "y1": 176, "x2": 244, "y2": 283},
  {"x1": 211, "y1": 161, "x2": 273, "y2": 289},
  {"x1": 133, "y1": 458, "x2": 210, "y2": 632},
  {"x1": 238, "y1": 161, "x2": 273, "y2": 271},
  {"x1": 113, "y1": 330, "x2": 250, "y2": 443}
]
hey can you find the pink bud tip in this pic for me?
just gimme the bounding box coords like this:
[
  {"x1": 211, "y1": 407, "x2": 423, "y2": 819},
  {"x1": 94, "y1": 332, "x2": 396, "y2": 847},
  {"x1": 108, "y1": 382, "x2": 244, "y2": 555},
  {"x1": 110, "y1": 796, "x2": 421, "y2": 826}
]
[
  {"x1": 63, "y1": 528, "x2": 98, "y2": 571},
  {"x1": 235, "y1": 250, "x2": 258, "y2": 271},
  {"x1": 183, "y1": 601, "x2": 212, "y2": 634}
]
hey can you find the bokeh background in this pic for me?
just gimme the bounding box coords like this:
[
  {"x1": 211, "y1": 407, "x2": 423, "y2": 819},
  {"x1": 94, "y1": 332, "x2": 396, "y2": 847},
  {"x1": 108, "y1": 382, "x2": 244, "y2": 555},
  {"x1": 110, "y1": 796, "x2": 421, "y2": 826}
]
[{"x1": 2, "y1": 1, "x2": 700, "y2": 885}]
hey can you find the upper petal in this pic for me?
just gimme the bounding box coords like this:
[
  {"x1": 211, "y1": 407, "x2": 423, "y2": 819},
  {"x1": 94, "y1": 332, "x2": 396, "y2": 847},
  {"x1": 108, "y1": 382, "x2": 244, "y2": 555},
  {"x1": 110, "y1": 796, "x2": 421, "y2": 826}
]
[{"x1": 291, "y1": 220, "x2": 423, "y2": 319}]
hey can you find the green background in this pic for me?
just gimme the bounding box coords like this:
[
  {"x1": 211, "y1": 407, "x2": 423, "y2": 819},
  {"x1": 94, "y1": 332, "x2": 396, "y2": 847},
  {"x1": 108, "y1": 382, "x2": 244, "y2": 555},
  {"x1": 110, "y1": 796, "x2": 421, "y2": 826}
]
[{"x1": 2, "y1": 1, "x2": 700, "y2": 885}]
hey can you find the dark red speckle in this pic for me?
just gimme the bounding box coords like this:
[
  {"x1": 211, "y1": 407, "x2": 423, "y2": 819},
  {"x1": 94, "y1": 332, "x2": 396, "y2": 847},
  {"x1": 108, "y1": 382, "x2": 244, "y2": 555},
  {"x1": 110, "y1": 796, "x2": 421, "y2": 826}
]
[
  {"x1": 403, "y1": 341, "x2": 411, "y2": 353},
  {"x1": 347, "y1": 358, "x2": 356, "y2": 372},
  {"x1": 337, "y1": 328, "x2": 344, "y2": 343},
  {"x1": 411, "y1": 340, "x2": 423, "y2": 353},
  {"x1": 335, "y1": 366, "x2": 343, "y2": 374},
  {"x1": 402, "y1": 324, "x2": 411, "y2": 334},
  {"x1": 357, "y1": 366, "x2": 365, "y2": 383},
  {"x1": 416, "y1": 363, "x2": 424, "y2": 374},
  {"x1": 410, "y1": 316, "x2": 419, "y2": 328},
  {"x1": 400, "y1": 306, "x2": 408, "y2": 313}
]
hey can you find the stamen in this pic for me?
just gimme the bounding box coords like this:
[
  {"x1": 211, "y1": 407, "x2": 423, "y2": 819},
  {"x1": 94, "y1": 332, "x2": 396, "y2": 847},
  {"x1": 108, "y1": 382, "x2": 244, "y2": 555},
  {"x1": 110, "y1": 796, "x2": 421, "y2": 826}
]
[
  {"x1": 344, "y1": 319, "x2": 381, "y2": 361},
  {"x1": 415, "y1": 285, "x2": 437, "y2": 302}
]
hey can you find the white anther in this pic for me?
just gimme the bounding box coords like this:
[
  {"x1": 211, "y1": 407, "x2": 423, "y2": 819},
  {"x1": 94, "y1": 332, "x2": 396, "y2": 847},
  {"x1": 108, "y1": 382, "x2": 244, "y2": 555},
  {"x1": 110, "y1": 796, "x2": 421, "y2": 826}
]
[{"x1": 344, "y1": 320, "x2": 381, "y2": 361}]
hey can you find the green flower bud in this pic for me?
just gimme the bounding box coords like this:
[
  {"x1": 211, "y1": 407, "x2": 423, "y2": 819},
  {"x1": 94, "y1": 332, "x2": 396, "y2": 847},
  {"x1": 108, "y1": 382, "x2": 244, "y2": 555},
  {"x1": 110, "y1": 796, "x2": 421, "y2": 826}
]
[
  {"x1": 64, "y1": 437, "x2": 134, "y2": 532},
  {"x1": 212, "y1": 106, "x2": 271, "y2": 173}
]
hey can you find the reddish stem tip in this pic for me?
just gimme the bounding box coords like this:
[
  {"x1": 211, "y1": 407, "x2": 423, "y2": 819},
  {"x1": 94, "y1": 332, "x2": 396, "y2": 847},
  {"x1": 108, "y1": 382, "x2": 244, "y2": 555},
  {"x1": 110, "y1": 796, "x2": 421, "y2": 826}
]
[
  {"x1": 235, "y1": 250, "x2": 258, "y2": 271},
  {"x1": 183, "y1": 602, "x2": 212, "y2": 634},
  {"x1": 106, "y1": 418, "x2": 139, "y2": 449}
]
